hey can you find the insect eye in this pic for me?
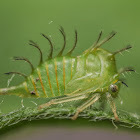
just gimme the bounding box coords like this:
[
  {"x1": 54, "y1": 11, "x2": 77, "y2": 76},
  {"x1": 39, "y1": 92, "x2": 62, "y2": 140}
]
[{"x1": 110, "y1": 84, "x2": 118, "y2": 93}]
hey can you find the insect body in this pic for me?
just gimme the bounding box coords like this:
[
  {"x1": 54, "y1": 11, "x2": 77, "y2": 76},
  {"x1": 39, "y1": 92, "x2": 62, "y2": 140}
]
[{"x1": 0, "y1": 27, "x2": 135, "y2": 120}]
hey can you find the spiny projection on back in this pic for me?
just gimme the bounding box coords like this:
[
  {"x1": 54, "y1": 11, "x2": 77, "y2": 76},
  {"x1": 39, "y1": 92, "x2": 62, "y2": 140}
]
[{"x1": 0, "y1": 27, "x2": 135, "y2": 120}]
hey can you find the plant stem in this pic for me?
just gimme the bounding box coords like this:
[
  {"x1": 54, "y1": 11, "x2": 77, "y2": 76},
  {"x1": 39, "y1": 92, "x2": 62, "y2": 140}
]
[{"x1": 0, "y1": 106, "x2": 140, "y2": 129}]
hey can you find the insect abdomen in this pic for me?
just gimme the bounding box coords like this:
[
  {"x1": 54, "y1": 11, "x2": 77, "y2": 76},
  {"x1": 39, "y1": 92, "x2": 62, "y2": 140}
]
[{"x1": 25, "y1": 56, "x2": 77, "y2": 98}]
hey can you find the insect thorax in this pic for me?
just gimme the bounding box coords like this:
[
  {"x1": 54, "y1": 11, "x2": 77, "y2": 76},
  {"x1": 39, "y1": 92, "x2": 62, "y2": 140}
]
[{"x1": 65, "y1": 48, "x2": 119, "y2": 95}]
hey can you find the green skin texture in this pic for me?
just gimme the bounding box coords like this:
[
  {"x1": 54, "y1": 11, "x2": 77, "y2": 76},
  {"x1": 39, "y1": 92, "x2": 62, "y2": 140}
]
[{"x1": 0, "y1": 48, "x2": 121, "y2": 98}]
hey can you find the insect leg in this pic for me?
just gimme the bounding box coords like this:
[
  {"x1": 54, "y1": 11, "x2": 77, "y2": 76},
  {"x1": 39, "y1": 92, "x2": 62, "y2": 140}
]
[
  {"x1": 39, "y1": 93, "x2": 89, "y2": 110},
  {"x1": 106, "y1": 93, "x2": 119, "y2": 121},
  {"x1": 71, "y1": 93, "x2": 101, "y2": 120}
]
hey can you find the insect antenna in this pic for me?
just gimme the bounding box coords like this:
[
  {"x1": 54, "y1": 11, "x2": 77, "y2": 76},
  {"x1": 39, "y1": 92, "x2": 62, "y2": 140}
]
[
  {"x1": 95, "y1": 31, "x2": 117, "y2": 49},
  {"x1": 29, "y1": 40, "x2": 43, "y2": 65},
  {"x1": 57, "y1": 26, "x2": 66, "y2": 56},
  {"x1": 4, "y1": 72, "x2": 27, "y2": 79},
  {"x1": 13, "y1": 56, "x2": 34, "y2": 73},
  {"x1": 113, "y1": 45, "x2": 132, "y2": 55},
  {"x1": 41, "y1": 33, "x2": 53, "y2": 59},
  {"x1": 67, "y1": 30, "x2": 78, "y2": 56},
  {"x1": 121, "y1": 81, "x2": 128, "y2": 87}
]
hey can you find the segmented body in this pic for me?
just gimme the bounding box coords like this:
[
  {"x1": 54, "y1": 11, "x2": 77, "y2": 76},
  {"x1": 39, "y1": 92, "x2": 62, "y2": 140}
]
[
  {"x1": 25, "y1": 56, "x2": 76, "y2": 98},
  {"x1": 0, "y1": 28, "x2": 134, "y2": 120}
]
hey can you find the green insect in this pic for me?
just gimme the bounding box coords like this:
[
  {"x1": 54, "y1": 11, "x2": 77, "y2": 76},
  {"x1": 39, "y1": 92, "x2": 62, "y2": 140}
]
[{"x1": 0, "y1": 27, "x2": 135, "y2": 120}]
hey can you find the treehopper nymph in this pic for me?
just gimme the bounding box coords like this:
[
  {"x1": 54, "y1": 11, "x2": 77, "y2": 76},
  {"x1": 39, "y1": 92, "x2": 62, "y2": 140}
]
[{"x1": 0, "y1": 27, "x2": 135, "y2": 121}]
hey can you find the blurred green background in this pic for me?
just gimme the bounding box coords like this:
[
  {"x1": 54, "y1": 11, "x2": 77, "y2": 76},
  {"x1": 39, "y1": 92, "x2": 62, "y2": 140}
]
[{"x1": 0, "y1": 0, "x2": 140, "y2": 138}]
